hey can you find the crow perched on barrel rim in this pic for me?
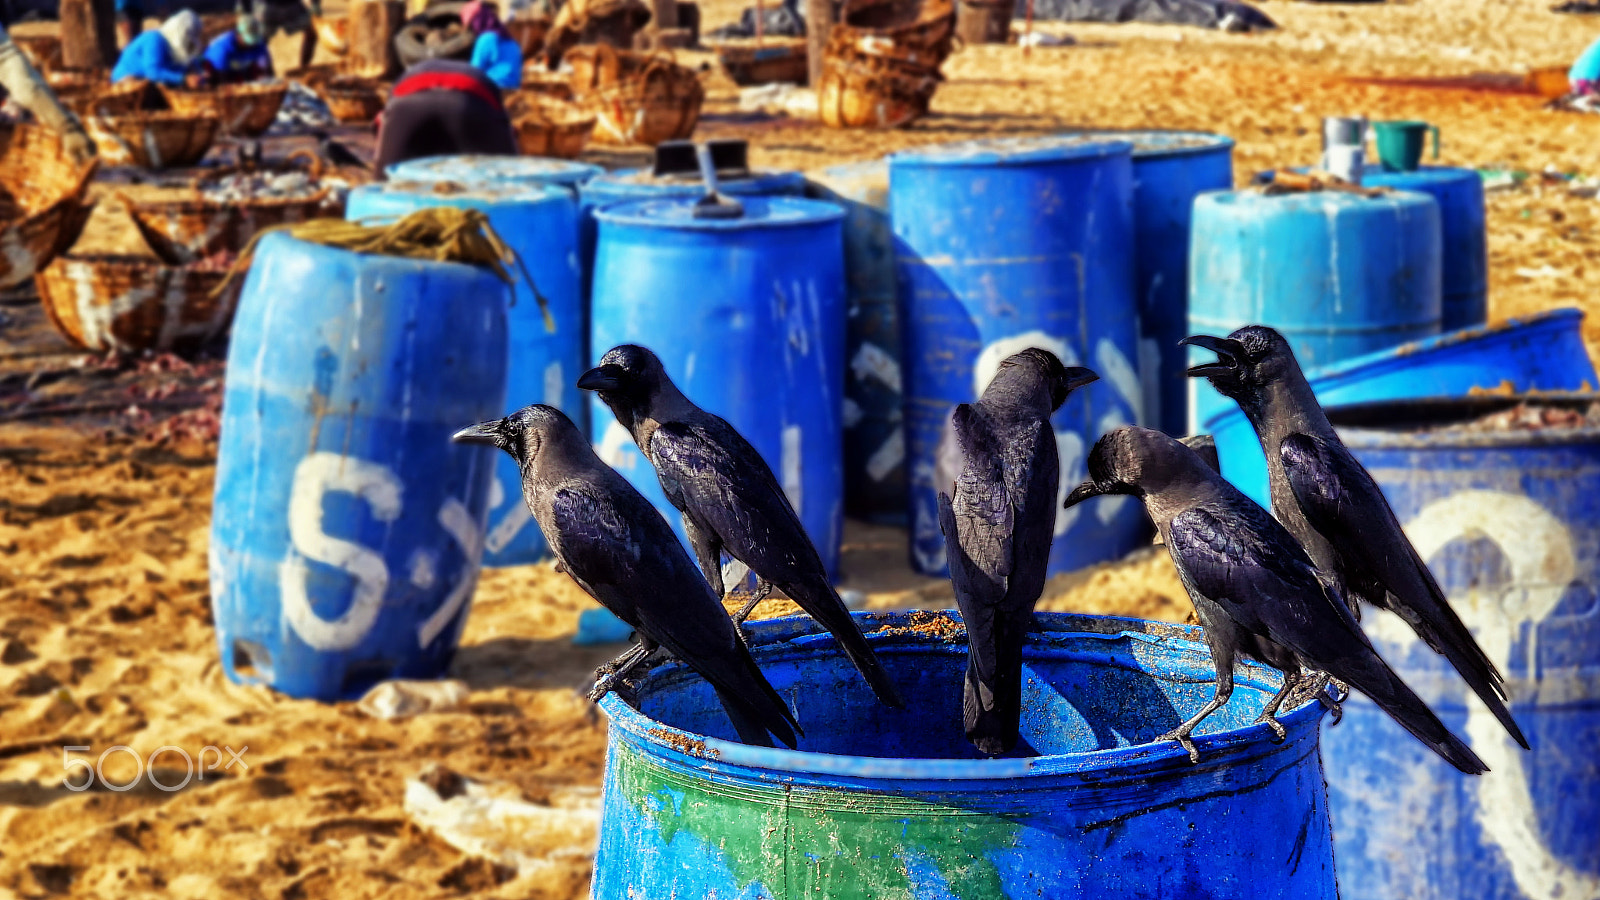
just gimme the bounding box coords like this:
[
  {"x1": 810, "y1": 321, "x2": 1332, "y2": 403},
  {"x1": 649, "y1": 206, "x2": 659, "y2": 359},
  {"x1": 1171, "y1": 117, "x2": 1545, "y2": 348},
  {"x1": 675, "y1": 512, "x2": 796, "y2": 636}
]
[
  {"x1": 1183, "y1": 326, "x2": 1528, "y2": 751},
  {"x1": 1065, "y1": 426, "x2": 1487, "y2": 774},
  {"x1": 938, "y1": 348, "x2": 1098, "y2": 756},
  {"x1": 453, "y1": 404, "x2": 801, "y2": 748},
  {"x1": 579, "y1": 344, "x2": 905, "y2": 710}
]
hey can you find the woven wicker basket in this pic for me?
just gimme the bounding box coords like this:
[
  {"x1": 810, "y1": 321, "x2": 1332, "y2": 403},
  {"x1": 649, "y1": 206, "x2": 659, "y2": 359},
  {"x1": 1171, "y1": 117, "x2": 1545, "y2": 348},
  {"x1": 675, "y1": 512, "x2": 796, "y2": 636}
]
[
  {"x1": 506, "y1": 94, "x2": 596, "y2": 158},
  {"x1": 519, "y1": 68, "x2": 576, "y2": 100},
  {"x1": 35, "y1": 254, "x2": 238, "y2": 354},
  {"x1": 818, "y1": 45, "x2": 940, "y2": 129},
  {"x1": 14, "y1": 34, "x2": 63, "y2": 73},
  {"x1": 313, "y1": 16, "x2": 351, "y2": 56},
  {"x1": 567, "y1": 46, "x2": 703, "y2": 147},
  {"x1": 86, "y1": 111, "x2": 222, "y2": 169},
  {"x1": 318, "y1": 77, "x2": 389, "y2": 124},
  {"x1": 161, "y1": 82, "x2": 290, "y2": 137},
  {"x1": 507, "y1": 16, "x2": 552, "y2": 55},
  {"x1": 835, "y1": 0, "x2": 956, "y2": 61},
  {"x1": 121, "y1": 175, "x2": 335, "y2": 265},
  {"x1": 0, "y1": 125, "x2": 99, "y2": 290}
]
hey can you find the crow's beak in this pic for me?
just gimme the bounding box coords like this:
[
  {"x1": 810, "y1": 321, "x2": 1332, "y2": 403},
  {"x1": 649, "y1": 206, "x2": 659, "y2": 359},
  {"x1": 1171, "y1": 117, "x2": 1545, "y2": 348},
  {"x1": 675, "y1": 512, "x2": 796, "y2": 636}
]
[
  {"x1": 577, "y1": 364, "x2": 626, "y2": 393},
  {"x1": 452, "y1": 419, "x2": 503, "y2": 446},
  {"x1": 1063, "y1": 480, "x2": 1106, "y2": 510},
  {"x1": 1180, "y1": 334, "x2": 1246, "y2": 378},
  {"x1": 1064, "y1": 367, "x2": 1100, "y2": 391}
]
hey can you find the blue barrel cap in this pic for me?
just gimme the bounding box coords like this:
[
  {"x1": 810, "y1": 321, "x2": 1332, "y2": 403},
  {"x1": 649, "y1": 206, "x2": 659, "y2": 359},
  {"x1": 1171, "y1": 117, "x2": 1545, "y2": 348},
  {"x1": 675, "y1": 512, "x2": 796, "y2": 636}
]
[
  {"x1": 587, "y1": 167, "x2": 806, "y2": 194},
  {"x1": 595, "y1": 194, "x2": 847, "y2": 230},
  {"x1": 889, "y1": 135, "x2": 1134, "y2": 168},
  {"x1": 384, "y1": 154, "x2": 603, "y2": 188},
  {"x1": 1065, "y1": 130, "x2": 1235, "y2": 160}
]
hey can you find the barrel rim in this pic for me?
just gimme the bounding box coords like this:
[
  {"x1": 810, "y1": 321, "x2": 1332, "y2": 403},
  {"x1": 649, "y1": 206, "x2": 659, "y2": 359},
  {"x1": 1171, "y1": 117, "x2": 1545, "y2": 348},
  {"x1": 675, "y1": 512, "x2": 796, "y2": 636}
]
[
  {"x1": 586, "y1": 167, "x2": 805, "y2": 190},
  {"x1": 1195, "y1": 187, "x2": 1442, "y2": 209},
  {"x1": 251, "y1": 228, "x2": 517, "y2": 279},
  {"x1": 887, "y1": 136, "x2": 1134, "y2": 169},
  {"x1": 1061, "y1": 129, "x2": 1236, "y2": 161},
  {"x1": 1355, "y1": 164, "x2": 1488, "y2": 186},
  {"x1": 597, "y1": 611, "x2": 1325, "y2": 782},
  {"x1": 593, "y1": 194, "x2": 847, "y2": 230},
  {"x1": 383, "y1": 154, "x2": 604, "y2": 186},
  {"x1": 1327, "y1": 392, "x2": 1600, "y2": 449},
  {"x1": 349, "y1": 179, "x2": 577, "y2": 206},
  {"x1": 1199, "y1": 309, "x2": 1590, "y2": 435}
]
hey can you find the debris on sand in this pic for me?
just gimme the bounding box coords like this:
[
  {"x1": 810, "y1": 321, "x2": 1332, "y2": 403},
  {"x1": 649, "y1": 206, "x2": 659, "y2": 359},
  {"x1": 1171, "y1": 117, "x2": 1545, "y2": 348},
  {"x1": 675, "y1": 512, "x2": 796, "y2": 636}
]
[
  {"x1": 358, "y1": 680, "x2": 472, "y2": 719},
  {"x1": 404, "y1": 764, "x2": 601, "y2": 877}
]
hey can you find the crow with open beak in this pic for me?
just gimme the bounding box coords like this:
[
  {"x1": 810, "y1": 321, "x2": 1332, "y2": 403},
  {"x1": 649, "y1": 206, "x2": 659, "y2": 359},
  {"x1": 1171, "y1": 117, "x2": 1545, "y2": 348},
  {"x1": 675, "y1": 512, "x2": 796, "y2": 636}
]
[{"x1": 1182, "y1": 326, "x2": 1527, "y2": 750}]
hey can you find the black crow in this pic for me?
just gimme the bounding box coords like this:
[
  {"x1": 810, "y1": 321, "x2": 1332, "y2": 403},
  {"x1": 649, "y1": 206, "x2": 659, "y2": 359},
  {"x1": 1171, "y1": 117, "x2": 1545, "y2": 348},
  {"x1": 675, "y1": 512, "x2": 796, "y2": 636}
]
[
  {"x1": 1183, "y1": 326, "x2": 1528, "y2": 750},
  {"x1": 938, "y1": 349, "x2": 1098, "y2": 756},
  {"x1": 1064, "y1": 425, "x2": 1487, "y2": 774},
  {"x1": 453, "y1": 404, "x2": 801, "y2": 748},
  {"x1": 579, "y1": 344, "x2": 905, "y2": 709}
]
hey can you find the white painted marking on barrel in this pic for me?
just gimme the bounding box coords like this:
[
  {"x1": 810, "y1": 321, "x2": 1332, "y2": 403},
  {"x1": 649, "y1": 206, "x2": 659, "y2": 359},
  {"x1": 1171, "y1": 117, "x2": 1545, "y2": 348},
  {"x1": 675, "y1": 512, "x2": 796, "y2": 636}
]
[
  {"x1": 781, "y1": 425, "x2": 803, "y2": 515},
  {"x1": 851, "y1": 343, "x2": 903, "y2": 394},
  {"x1": 1095, "y1": 337, "x2": 1144, "y2": 425},
  {"x1": 417, "y1": 498, "x2": 484, "y2": 648},
  {"x1": 408, "y1": 550, "x2": 437, "y2": 590},
  {"x1": 683, "y1": 353, "x2": 696, "y2": 384},
  {"x1": 280, "y1": 453, "x2": 403, "y2": 651},
  {"x1": 972, "y1": 332, "x2": 1078, "y2": 398},
  {"x1": 596, "y1": 421, "x2": 637, "y2": 470},
  {"x1": 1054, "y1": 431, "x2": 1087, "y2": 536},
  {"x1": 484, "y1": 502, "x2": 533, "y2": 555},
  {"x1": 544, "y1": 361, "x2": 563, "y2": 407},
  {"x1": 910, "y1": 460, "x2": 946, "y2": 573},
  {"x1": 1396, "y1": 490, "x2": 1596, "y2": 900},
  {"x1": 488, "y1": 475, "x2": 505, "y2": 510},
  {"x1": 842, "y1": 398, "x2": 863, "y2": 429},
  {"x1": 866, "y1": 431, "x2": 905, "y2": 483}
]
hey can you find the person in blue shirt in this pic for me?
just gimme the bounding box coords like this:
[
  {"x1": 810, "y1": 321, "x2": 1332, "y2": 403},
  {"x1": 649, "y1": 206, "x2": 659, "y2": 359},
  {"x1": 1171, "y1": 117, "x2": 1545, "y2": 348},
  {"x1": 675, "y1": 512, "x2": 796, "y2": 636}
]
[
  {"x1": 202, "y1": 14, "x2": 273, "y2": 84},
  {"x1": 1571, "y1": 34, "x2": 1600, "y2": 95},
  {"x1": 462, "y1": 1, "x2": 523, "y2": 90},
  {"x1": 111, "y1": 10, "x2": 203, "y2": 87}
]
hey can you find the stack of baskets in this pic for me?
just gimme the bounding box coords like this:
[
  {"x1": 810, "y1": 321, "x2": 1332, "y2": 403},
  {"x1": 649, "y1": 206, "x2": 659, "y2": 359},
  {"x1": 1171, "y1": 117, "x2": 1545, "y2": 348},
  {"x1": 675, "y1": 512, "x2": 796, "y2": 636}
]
[
  {"x1": 820, "y1": 0, "x2": 957, "y2": 128},
  {"x1": 0, "y1": 124, "x2": 98, "y2": 291},
  {"x1": 35, "y1": 253, "x2": 238, "y2": 354},
  {"x1": 119, "y1": 163, "x2": 340, "y2": 265},
  {"x1": 505, "y1": 91, "x2": 596, "y2": 158},
  {"x1": 317, "y1": 75, "x2": 390, "y2": 124},
  {"x1": 565, "y1": 45, "x2": 703, "y2": 146},
  {"x1": 161, "y1": 82, "x2": 290, "y2": 137}
]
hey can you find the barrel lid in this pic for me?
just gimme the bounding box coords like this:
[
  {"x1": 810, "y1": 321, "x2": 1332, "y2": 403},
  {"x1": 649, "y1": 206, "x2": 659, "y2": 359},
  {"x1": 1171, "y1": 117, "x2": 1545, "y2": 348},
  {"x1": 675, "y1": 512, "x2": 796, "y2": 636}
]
[
  {"x1": 1064, "y1": 130, "x2": 1234, "y2": 160},
  {"x1": 1196, "y1": 186, "x2": 1439, "y2": 212},
  {"x1": 1329, "y1": 393, "x2": 1600, "y2": 449},
  {"x1": 594, "y1": 195, "x2": 846, "y2": 230},
  {"x1": 889, "y1": 135, "x2": 1133, "y2": 168},
  {"x1": 587, "y1": 167, "x2": 805, "y2": 193},
  {"x1": 384, "y1": 155, "x2": 603, "y2": 187}
]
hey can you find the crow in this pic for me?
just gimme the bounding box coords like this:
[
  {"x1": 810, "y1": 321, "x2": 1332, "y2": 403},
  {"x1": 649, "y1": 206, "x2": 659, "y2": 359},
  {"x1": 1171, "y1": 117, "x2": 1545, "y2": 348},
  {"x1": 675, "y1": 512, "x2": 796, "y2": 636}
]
[
  {"x1": 1182, "y1": 326, "x2": 1528, "y2": 750},
  {"x1": 309, "y1": 128, "x2": 370, "y2": 171},
  {"x1": 453, "y1": 404, "x2": 801, "y2": 749},
  {"x1": 937, "y1": 349, "x2": 1098, "y2": 756},
  {"x1": 579, "y1": 344, "x2": 905, "y2": 709},
  {"x1": 1064, "y1": 426, "x2": 1487, "y2": 774}
]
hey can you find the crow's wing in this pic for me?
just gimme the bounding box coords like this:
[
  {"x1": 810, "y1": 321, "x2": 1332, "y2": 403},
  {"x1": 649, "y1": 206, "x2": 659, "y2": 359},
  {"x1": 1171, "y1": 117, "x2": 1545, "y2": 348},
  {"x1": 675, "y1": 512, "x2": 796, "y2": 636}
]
[
  {"x1": 649, "y1": 418, "x2": 820, "y2": 582},
  {"x1": 1001, "y1": 417, "x2": 1058, "y2": 609},
  {"x1": 1280, "y1": 431, "x2": 1526, "y2": 748},
  {"x1": 1168, "y1": 498, "x2": 1488, "y2": 775},
  {"x1": 941, "y1": 405, "x2": 1010, "y2": 690}
]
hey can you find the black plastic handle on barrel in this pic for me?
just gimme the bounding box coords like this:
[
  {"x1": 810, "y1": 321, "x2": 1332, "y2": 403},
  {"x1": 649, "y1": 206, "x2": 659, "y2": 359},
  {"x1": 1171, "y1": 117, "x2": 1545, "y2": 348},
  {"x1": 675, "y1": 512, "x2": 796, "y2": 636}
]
[{"x1": 693, "y1": 143, "x2": 745, "y2": 220}]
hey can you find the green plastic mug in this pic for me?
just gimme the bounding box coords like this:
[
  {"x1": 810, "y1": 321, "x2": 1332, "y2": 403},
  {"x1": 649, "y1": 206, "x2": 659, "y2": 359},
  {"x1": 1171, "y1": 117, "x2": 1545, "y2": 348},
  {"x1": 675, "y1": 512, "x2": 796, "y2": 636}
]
[{"x1": 1372, "y1": 120, "x2": 1441, "y2": 172}]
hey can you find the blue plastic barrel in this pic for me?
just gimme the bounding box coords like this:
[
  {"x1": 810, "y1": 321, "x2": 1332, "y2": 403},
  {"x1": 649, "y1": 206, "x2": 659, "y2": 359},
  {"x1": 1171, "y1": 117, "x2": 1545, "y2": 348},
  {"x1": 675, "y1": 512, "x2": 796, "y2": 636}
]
[
  {"x1": 1319, "y1": 395, "x2": 1600, "y2": 900},
  {"x1": 1207, "y1": 309, "x2": 1597, "y2": 508},
  {"x1": 595, "y1": 611, "x2": 1336, "y2": 899},
  {"x1": 346, "y1": 181, "x2": 584, "y2": 568},
  {"x1": 1074, "y1": 131, "x2": 1235, "y2": 438},
  {"x1": 891, "y1": 137, "x2": 1147, "y2": 578},
  {"x1": 1188, "y1": 188, "x2": 1443, "y2": 433},
  {"x1": 209, "y1": 232, "x2": 509, "y2": 701},
  {"x1": 1359, "y1": 166, "x2": 1487, "y2": 332},
  {"x1": 589, "y1": 196, "x2": 848, "y2": 577},
  {"x1": 805, "y1": 160, "x2": 905, "y2": 525},
  {"x1": 383, "y1": 155, "x2": 602, "y2": 192}
]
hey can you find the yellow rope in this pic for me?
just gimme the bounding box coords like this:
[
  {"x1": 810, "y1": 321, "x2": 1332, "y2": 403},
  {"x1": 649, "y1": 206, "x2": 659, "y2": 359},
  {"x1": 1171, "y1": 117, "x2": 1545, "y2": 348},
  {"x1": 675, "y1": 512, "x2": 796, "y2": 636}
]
[{"x1": 216, "y1": 207, "x2": 555, "y2": 332}]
